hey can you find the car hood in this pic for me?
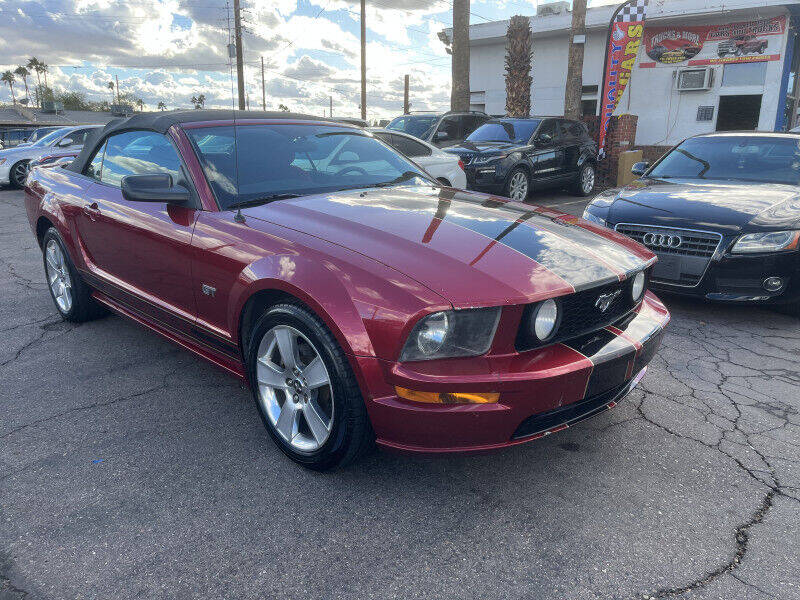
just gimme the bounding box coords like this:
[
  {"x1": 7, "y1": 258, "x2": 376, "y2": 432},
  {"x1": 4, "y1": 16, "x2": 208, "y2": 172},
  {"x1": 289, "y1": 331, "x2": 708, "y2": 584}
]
[
  {"x1": 444, "y1": 141, "x2": 526, "y2": 158},
  {"x1": 606, "y1": 178, "x2": 800, "y2": 233},
  {"x1": 243, "y1": 186, "x2": 655, "y2": 307}
]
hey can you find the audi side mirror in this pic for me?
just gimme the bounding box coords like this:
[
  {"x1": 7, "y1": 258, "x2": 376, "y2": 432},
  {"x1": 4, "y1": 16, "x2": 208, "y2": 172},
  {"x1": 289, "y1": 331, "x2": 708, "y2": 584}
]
[
  {"x1": 536, "y1": 133, "x2": 553, "y2": 145},
  {"x1": 121, "y1": 174, "x2": 190, "y2": 205},
  {"x1": 435, "y1": 131, "x2": 450, "y2": 141},
  {"x1": 631, "y1": 161, "x2": 650, "y2": 177}
]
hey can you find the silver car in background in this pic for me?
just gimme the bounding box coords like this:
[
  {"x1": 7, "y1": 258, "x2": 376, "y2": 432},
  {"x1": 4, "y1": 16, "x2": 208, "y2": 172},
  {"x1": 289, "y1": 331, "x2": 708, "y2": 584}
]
[{"x1": 0, "y1": 125, "x2": 100, "y2": 187}]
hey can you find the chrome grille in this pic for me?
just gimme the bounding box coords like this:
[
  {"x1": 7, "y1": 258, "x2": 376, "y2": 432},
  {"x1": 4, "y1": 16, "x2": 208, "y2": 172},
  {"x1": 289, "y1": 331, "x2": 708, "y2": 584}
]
[{"x1": 615, "y1": 224, "x2": 721, "y2": 258}]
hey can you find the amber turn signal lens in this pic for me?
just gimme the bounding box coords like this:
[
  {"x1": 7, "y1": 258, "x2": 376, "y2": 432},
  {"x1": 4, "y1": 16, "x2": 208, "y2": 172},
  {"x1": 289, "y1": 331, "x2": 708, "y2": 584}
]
[{"x1": 395, "y1": 386, "x2": 500, "y2": 404}]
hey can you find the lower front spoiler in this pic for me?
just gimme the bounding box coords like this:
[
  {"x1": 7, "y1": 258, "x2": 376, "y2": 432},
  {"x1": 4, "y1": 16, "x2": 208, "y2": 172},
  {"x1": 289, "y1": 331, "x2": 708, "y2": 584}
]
[{"x1": 377, "y1": 367, "x2": 647, "y2": 456}]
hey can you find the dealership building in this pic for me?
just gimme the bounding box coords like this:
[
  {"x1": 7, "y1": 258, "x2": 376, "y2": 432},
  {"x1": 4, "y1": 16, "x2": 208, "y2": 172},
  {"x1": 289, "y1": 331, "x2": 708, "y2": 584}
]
[{"x1": 445, "y1": 0, "x2": 800, "y2": 146}]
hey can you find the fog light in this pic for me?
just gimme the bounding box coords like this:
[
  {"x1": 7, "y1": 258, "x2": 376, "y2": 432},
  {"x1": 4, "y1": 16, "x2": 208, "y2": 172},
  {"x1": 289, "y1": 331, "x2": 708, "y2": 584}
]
[
  {"x1": 395, "y1": 387, "x2": 499, "y2": 404},
  {"x1": 763, "y1": 277, "x2": 784, "y2": 292}
]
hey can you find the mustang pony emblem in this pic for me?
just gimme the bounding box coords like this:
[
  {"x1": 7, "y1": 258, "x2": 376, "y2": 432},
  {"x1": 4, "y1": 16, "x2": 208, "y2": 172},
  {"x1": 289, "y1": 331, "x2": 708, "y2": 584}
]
[{"x1": 595, "y1": 290, "x2": 622, "y2": 312}]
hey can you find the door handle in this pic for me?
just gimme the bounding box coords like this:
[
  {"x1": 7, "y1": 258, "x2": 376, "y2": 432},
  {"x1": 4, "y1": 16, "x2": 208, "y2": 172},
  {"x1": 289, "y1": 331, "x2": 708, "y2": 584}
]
[{"x1": 83, "y1": 202, "x2": 100, "y2": 221}]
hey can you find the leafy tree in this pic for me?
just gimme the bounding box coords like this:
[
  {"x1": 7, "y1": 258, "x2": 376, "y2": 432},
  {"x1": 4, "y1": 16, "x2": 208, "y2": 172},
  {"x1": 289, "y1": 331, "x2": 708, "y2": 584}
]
[
  {"x1": 55, "y1": 91, "x2": 90, "y2": 111},
  {"x1": 14, "y1": 66, "x2": 30, "y2": 102},
  {"x1": 107, "y1": 81, "x2": 116, "y2": 105},
  {"x1": 1, "y1": 71, "x2": 16, "y2": 104},
  {"x1": 278, "y1": 103, "x2": 289, "y2": 112},
  {"x1": 191, "y1": 94, "x2": 205, "y2": 109},
  {"x1": 157, "y1": 101, "x2": 166, "y2": 111}
]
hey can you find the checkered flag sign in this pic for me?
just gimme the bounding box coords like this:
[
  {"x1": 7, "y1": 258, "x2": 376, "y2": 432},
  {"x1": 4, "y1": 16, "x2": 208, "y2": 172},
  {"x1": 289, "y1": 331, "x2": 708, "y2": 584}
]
[{"x1": 615, "y1": 0, "x2": 648, "y2": 23}]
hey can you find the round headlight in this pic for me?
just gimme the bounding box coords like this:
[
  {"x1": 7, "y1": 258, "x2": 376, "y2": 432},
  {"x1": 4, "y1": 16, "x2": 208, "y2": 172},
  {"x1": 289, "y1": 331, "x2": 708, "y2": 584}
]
[
  {"x1": 532, "y1": 299, "x2": 559, "y2": 341},
  {"x1": 631, "y1": 271, "x2": 646, "y2": 302},
  {"x1": 417, "y1": 312, "x2": 450, "y2": 356}
]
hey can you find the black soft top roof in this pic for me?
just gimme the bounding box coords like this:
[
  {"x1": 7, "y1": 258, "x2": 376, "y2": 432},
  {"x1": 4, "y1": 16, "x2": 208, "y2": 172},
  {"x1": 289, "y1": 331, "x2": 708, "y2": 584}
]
[{"x1": 67, "y1": 109, "x2": 345, "y2": 174}]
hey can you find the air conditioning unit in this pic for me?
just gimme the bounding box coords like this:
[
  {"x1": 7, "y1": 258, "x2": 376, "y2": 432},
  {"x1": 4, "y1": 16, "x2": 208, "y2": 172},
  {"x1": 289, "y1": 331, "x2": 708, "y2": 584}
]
[
  {"x1": 537, "y1": 1, "x2": 569, "y2": 17},
  {"x1": 676, "y1": 67, "x2": 714, "y2": 92}
]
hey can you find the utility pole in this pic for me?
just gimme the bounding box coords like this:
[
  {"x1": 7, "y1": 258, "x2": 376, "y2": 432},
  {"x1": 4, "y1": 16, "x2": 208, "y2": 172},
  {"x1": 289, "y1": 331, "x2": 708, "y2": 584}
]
[
  {"x1": 360, "y1": 0, "x2": 367, "y2": 120},
  {"x1": 564, "y1": 0, "x2": 587, "y2": 119},
  {"x1": 451, "y1": 0, "x2": 470, "y2": 112},
  {"x1": 403, "y1": 74, "x2": 410, "y2": 114},
  {"x1": 115, "y1": 74, "x2": 119, "y2": 105},
  {"x1": 330, "y1": 95, "x2": 333, "y2": 118},
  {"x1": 260, "y1": 56, "x2": 266, "y2": 111},
  {"x1": 233, "y1": 0, "x2": 246, "y2": 110}
]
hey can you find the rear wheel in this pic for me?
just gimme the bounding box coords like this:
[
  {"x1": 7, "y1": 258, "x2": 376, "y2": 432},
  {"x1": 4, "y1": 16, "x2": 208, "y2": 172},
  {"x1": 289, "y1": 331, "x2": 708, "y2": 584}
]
[
  {"x1": 572, "y1": 163, "x2": 596, "y2": 197},
  {"x1": 10, "y1": 160, "x2": 30, "y2": 188},
  {"x1": 41, "y1": 228, "x2": 106, "y2": 322},
  {"x1": 246, "y1": 303, "x2": 373, "y2": 470},
  {"x1": 504, "y1": 167, "x2": 530, "y2": 202}
]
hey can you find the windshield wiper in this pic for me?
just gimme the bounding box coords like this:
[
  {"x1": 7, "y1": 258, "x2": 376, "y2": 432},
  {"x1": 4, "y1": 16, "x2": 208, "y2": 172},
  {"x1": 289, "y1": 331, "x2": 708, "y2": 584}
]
[
  {"x1": 228, "y1": 193, "x2": 301, "y2": 210},
  {"x1": 371, "y1": 171, "x2": 424, "y2": 188}
]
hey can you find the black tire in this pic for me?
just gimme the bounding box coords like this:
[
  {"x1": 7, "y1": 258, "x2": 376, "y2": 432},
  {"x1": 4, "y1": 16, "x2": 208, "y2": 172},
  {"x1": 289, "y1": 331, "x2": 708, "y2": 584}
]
[
  {"x1": 41, "y1": 228, "x2": 107, "y2": 323},
  {"x1": 504, "y1": 166, "x2": 530, "y2": 202},
  {"x1": 572, "y1": 162, "x2": 596, "y2": 197},
  {"x1": 436, "y1": 178, "x2": 452, "y2": 187},
  {"x1": 246, "y1": 303, "x2": 374, "y2": 471},
  {"x1": 9, "y1": 160, "x2": 30, "y2": 188}
]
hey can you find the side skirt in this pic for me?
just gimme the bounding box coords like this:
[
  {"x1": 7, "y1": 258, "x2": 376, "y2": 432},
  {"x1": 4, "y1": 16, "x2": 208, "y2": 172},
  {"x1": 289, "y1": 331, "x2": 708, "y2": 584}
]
[{"x1": 92, "y1": 290, "x2": 247, "y2": 381}]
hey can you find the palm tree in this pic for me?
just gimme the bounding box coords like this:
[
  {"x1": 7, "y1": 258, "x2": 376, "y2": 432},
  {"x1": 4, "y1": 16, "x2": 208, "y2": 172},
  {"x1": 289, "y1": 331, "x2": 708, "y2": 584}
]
[
  {"x1": 2, "y1": 71, "x2": 17, "y2": 104},
  {"x1": 27, "y1": 57, "x2": 41, "y2": 106},
  {"x1": 135, "y1": 98, "x2": 145, "y2": 111},
  {"x1": 505, "y1": 15, "x2": 532, "y2": 118},
  {"x1": 14, "y1": 66, "x2": 30, "y2": 103},
  {"x1": 107, "y1": 81, "x2": 116, "y2": 105},
  {"x1": 157, "y1": 101, "x2": 166, "y2": 111}
]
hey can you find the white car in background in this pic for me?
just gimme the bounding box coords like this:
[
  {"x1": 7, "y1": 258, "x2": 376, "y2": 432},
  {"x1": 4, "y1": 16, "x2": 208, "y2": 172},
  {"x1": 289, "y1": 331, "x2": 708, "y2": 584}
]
[
  {"x1": 369, "y1": 128, "x2": 467, "y2": 189},
  {"x1": 0, "y1": 125, "x2": 100, "y2": 188}
]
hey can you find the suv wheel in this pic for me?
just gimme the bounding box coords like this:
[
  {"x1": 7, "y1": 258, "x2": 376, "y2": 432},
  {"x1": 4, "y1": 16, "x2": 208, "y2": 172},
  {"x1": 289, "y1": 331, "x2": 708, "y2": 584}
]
[
  {"x1": 246, "y1": 303, "x2": 374, "y2": 470},
  {"x1": 572, "y1": 163, "x2": 596, "y2": 197},
  {"x1": 505, "y1": 168, "x2": 530, "y2": 202}
]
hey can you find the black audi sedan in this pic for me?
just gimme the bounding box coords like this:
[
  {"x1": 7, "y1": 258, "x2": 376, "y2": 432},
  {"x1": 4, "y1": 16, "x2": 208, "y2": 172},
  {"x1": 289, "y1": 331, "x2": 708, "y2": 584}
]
[
  {"x1": 443, "y1": 117, "x2": 598, "y2": 201},
  {"x1": 583, "y1": 132, "x2": 800, "y2": 313}
]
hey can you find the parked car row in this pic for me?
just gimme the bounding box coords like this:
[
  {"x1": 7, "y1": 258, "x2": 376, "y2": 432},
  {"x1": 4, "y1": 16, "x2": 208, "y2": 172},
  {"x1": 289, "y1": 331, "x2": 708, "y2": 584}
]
[{"x1": 24, "y1": 109, "x2": 667, "y2": 470}]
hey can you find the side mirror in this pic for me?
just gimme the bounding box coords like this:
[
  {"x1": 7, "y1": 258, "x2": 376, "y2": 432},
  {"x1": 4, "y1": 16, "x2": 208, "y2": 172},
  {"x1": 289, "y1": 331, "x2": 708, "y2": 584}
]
[
  {"x1": 121, "y1": 174, "x2": 190, "y2": 205},
  {"x1": 435, "y1": 130, "x2": 450, "y2": 141},
  {"x1": 57, "y1": 137, "x2": 74, "y2": 147},
  {"x1": 54, "y1": 157, "x2": 76, "y2": 167},
  {"x1": 537, "y1": 133, "x2": 553, "y2": 145},
  {"x1": 631, "y1": 161, "x2": 650, "y2": 177}
]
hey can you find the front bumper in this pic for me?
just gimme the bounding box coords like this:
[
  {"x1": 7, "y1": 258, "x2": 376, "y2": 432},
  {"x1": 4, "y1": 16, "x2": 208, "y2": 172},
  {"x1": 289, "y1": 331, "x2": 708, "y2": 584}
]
[
  {"x1": 464, "y1": 165, "x2": 506, "y2": 195},
  {"x1": 357, "y1": 292, "x2": 669, "y2": 454},
  {"x1": 0, "y1": 161, "x2": 12, "y2": 184},
  {"x1": 650, "y1": 249, "x2": 800, "y2": 305}
]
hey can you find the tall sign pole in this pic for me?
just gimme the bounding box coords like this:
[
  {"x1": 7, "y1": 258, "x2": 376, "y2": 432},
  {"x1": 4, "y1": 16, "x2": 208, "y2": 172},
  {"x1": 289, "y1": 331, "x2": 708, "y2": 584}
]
[
  {"x1": 403, "y1": 75, "x2": 410, "y2": 114},
  {"x1": 598, "y1": 0, "x2": 648, "y2": 158},
  {"x1": 360, "y1": 0, "x2": 367, "y2": 120},
  {"x1": 233, "y1": 0, "x2": 246, "y2": 110},
  {"x1": 260, "y1": 56, "x2": 266, "y2": 111}
]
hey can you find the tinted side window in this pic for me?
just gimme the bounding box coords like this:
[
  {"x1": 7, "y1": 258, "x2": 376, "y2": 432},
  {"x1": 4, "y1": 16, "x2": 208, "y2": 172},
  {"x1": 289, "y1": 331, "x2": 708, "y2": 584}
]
[
  {"x1": 462, "y1": 115, "x2": 489, "y2": 136},
  {"x1": 436, "y1": 117, "x2": 461, "y2": 140},
  {"x1": 68, "y1": 129, "x2": 95, "y2": 145},
  {"x1": 558, "y1": 120, "x2": 573, "y2": 140},
  {"x1": 84, "y1": 140, "x2": 106, "y2": 181},
  {"x1": 391, "y1": 135, "x2": 432, "y2": 158},
  {"x1": 101, "y1": 131, "x2": 183, "y2": 188},
  {"x1": 536, "y1": 120, "x2": 558, "y2": 143}
]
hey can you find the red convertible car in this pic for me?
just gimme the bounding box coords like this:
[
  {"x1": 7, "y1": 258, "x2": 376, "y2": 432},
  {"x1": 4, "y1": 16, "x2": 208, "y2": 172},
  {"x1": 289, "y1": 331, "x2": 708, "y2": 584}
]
[{"x1": 24, "y1": 111, "x2": 669, "y2": 470}]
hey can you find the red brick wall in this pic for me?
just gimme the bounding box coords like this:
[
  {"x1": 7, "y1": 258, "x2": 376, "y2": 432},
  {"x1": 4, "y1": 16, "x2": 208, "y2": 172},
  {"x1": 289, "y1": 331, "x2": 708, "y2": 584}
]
[
  {"x1": 582, "y1": 114, "x2": 638, "y2": 188},
  {"x1": 638, "y1": 145, "x2": 673, "y2": 165}
]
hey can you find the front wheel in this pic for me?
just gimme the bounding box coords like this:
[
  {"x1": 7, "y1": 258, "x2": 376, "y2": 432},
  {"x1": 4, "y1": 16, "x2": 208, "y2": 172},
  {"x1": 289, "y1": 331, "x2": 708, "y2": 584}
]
[
  {"x1": 10, "y1": 160, "x2": 30, "y2": 188},
  {"x1": 504, "y1": 167, "x2": 530, "y2": 202},
  {"x1": 246, "y1": 303, "x2": 373, "y2": 470},
  {"x1": 572, "y1": 163, "x2": 596, "y2": 197}
]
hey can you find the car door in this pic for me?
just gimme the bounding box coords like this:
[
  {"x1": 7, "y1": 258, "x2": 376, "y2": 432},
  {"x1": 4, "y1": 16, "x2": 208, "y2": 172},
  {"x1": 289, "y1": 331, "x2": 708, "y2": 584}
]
[
  {"x1": 558, "y1": 119, "x2": 582, "y2": 181},
  {"x1": 74, "y1": 129, "x2": 200, "y2": 334},
  {"x1": 529, "y1": 119, "x2": 565, "y2": 185}
]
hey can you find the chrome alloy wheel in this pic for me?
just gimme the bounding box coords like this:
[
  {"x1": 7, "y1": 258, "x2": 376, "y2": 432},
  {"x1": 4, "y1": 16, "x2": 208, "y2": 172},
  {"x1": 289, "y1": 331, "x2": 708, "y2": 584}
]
[
  {"x1": 45, "y1": 239, "x2": 73, "y2": 313},
  {"x1": 508, "y1": 171, "x2": 529, "y2": 201},
  {"x1": 256, "y1": 325, "x2": 334, "y2": 452},
  {"x1": 11, "y1": 161, "x2": 29, "y2": 187},
  {"x1": 581, "y1": 165, "x2": 595, "y2": 195}
]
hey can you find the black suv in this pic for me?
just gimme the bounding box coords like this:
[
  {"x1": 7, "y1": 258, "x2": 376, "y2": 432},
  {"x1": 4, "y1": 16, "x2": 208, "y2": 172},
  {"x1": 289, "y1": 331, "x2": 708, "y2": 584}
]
[
  {"x1": 385, "y1": 111, "x2": 491, "y2": 148},
  {"x1": 443, "y1": 117, "x2": 598, "y2": 202}
]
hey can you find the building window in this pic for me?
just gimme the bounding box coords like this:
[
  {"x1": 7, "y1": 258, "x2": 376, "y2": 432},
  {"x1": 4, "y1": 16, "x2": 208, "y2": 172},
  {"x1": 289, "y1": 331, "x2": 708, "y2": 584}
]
[
  {"x1": 581, "y1": 84, "x2": 599, "y2": 116},
  {"x1": 697, "y1": 106, "x2": 715, "y2": 122},
  {"x1": 581, "y1": 100, "x2": 598, "y2": 116},
  {"x1": 722, "y1": 62, "x2": 767, "y2": 87}
]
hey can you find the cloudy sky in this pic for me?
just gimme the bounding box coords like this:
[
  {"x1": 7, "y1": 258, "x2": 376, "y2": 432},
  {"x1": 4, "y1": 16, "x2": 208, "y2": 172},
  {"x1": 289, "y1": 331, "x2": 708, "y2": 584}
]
[{"x1": 0, "y1": 0, "x2": 615, "y2": 119}]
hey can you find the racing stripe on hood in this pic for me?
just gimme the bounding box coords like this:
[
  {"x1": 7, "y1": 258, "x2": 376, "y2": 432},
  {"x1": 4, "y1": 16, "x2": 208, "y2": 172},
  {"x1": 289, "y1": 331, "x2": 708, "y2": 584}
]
[{"x1": 435, "y1": 195, "x2": 621, "y2": 290}]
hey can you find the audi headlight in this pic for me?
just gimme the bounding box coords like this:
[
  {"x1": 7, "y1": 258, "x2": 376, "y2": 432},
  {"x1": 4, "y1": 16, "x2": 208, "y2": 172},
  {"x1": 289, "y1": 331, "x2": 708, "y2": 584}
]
[
  {"x1": 588, "y1": 189, "x2": 618, "y2": 208},
  {"x1": 631, "y1": 271, "x2": 646, "y2": 302},
  {"x1": 400, "y1": 307, "x2": 501, "y2": 362},
  {"x1": 531, "y1": 299, "x2": 560, "y2": 342},
  {"x1": 731, "y1": 231, "x2": 800, "y2": 254},
  {"x1": 582, "y1": 210, "x2": 606, "y2": 227}
]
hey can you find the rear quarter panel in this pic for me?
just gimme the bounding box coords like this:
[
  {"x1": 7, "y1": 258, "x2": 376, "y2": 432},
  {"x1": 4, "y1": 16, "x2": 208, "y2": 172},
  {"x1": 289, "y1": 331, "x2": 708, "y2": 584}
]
[{"x1": 24, "y1": 166, "x2": 90, "y2": 254}]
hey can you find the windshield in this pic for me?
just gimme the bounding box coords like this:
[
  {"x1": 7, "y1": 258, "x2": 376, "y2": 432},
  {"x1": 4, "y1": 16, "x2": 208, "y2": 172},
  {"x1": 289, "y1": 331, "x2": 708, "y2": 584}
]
[
  {"x1": 386, "y1": 116, "x2": 439, "y2": 139},
  {"x1": 649, "y1": 136, "x2": 800, "y2": 185},
  {"x1": 187, "y1": 124, "x2": 431, "y2": 209},
  {"x1": 32, "y1": 128, "x2": 71, "y2": 148},
  {"x1": 467, "y1": 120, "x2": 541, "y2": 143}
]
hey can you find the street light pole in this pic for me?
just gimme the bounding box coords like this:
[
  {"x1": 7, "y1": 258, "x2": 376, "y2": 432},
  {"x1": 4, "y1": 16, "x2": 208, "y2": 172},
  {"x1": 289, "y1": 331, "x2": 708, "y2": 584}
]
[
  {"x1": 360, "y1": 0, "x2": 367, "y2": 121},
  {"x1": 233, "y1": 0, "x2": 246, "y2": 110}
]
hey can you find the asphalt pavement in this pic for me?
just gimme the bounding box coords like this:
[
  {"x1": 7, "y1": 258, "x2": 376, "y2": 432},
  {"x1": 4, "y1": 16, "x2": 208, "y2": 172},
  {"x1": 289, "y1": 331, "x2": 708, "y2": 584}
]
[{"x1": 1, "y1": 187, "x2": 798, "y2": 600}]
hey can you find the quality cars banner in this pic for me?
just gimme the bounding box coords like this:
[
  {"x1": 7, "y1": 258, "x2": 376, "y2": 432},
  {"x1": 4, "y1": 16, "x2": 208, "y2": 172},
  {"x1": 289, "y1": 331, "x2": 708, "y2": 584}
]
[
  {"x1": 639, "y1": 15, "x2": 786, "y2": 68},
  {"x1": 598, "y1": 0, "x2": 648, "y2": 159}
]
